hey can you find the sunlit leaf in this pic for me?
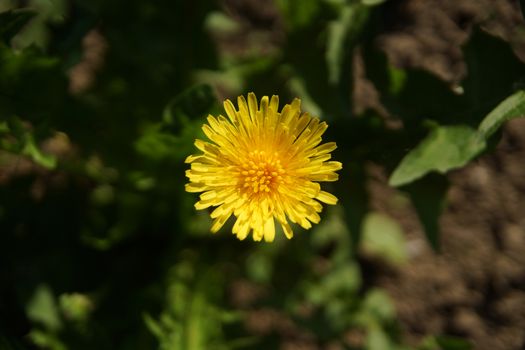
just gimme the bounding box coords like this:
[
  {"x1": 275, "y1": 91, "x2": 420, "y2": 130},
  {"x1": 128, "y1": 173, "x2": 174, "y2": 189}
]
[
  {"x1": 389, "y1": 126, "x2": 484, "y2": 187},
  {"x1": 26, "y1": 284, "x2": 62, "y2": 331},
  {"x1": 27, "y1": 330, "x2": 66, "y2": 350},
  {"x1": 390, "y1": 90, "x2": 525, "y2": 188}
]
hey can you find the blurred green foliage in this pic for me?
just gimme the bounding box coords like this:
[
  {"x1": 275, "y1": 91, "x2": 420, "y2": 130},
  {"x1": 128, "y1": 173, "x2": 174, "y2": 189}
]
[{"x1": 1, "y1": 0, "x2": 524, "y2": 349}]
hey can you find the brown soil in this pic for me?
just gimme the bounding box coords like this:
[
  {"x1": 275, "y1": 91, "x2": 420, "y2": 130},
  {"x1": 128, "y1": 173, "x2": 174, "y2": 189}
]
[
  {"x1": 378, "y1": 0, "x2": 525, "y2": 82},
  {"x1": 366, "y1": 1, "x2": 525, "y2": 349},
  {"x1": 367, "y1": 118, "x2": 525, "y2": 350}
]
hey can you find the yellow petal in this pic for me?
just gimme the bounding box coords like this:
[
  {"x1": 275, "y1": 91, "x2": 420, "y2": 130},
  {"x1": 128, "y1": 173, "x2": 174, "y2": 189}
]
[
  {"x1": 211, "y1": 214, "x2": 231, "y2": 233},
  {"x1": 263, "y1": 217, "x2": 275, "y2": 242},
  {"x1": 316, "y1": 191, "x2": 338, "y2": 205}
]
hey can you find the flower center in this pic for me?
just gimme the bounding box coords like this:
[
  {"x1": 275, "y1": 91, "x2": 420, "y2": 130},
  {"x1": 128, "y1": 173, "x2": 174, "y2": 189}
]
[{"x1": 239, "y1": 150, "x2": 284, "y2": 194}]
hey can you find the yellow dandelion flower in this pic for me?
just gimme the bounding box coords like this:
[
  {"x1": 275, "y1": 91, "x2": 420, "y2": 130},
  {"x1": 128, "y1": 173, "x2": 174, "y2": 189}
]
[{"x1": 185, "y1": 93, "x2": 342, "y2": 242}]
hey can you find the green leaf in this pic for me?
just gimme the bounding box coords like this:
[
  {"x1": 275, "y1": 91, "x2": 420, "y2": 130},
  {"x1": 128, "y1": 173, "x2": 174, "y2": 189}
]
[
  {"x1": 323, "y1": 263, "x2": 361, "y2": 294},
  {"x1": 361, "y1": 0, "x2": 387, "y2": 6},
  {"x1": 478, "y1": 90, "x2": 525, "y2": 138},
  {"x1": 58, "y1": 293, "x2": 93, "y2": 322},
  {"x1": 405, "y1": 174, "x2": 448, "y2": 251},
  {"x1": 26, "y1": 284, "x2": 62, "y2": 331},
  {"x1": 136, "y1": 84, "x2": 217, "y2": 162},
  {"x1": 22, "y1": 133, "x2": 57, "y2": 169},
  {"x1": 420, "y1": 335, "x2": 472, "y2": 350},
  {"x1": 436, "y1": 336, "x2": 472, "y2": 350},
  {"x1": 205, "y1": 12, "x2": 240, "y2": 35},
  {"x1": 324, "y1": 2, "x2": 369, "y2": 119},
  {"x1": 0, "y1": 9, "x2": 36, "y2": 44},
  {"x1": 27, "y1": 330, "x2": 66, "y2": 350},
  {"x1": 326, "y1": 5, "x2": 367, "y2": 84},
  {"x1": 163, "y1": 84, "x2": 217, "y2": 126},
  {"x1": 134, "y1": 125, "x2": 186, "y2": 161},
  {"x1": 367, "y1": 326, "x2": 393, "y2": 350},
  {"x1": 143, "y1": 313, "x2": 164, "y2": 338},
  {"x1": 306, "y1": 262, "x2": 361, "y2": 305},
  {"x1": 462, "y1": 29, "x2": 525, "y2": 120},
  {"x1": 389, "y1": 126, "x2": 485, "y2": 187},
  {"x1": 146, "y1": 257, "x2": 230, "y2": 350},
  {"x1": 0, "y1": 45, "x2": 66, "y2": 122},
  {"x1": 434, "y1": 336, "x2": 472, "y2": 350},
  {"x1": 363, "y1": 289, "x2": 396, "y2": 322},
  {"x1": 275, "y1": 0, "x2": 320, "y2": 31},
  {"x1": 360, "y1": 212, "x2": 407, "y2": 265}
]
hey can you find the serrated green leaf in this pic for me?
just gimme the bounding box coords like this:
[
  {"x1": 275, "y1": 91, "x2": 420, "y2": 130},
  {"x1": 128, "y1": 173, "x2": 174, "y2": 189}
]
[
  {"x1": 478, "y1": 90, "x2": 525, "y2": 138},
  {"x1": 0, "y1": 9, "x2": 36, "y2": 44},
  {"x1": 389, "y1": 126, "x2": 485, "y2": 187},
  {"x1": 361, "y1": 212, "x2": 407, "y2": 265}
]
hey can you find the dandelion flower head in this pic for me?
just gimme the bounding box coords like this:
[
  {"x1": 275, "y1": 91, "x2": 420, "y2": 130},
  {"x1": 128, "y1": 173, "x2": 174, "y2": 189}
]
[{"x1": 185, "y1": 93, "x2": 342, "y2": 242}]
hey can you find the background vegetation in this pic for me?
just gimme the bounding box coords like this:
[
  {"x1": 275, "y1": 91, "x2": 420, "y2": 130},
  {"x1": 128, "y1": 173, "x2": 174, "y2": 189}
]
[{"x1": 1, "y1": 0, "x2": 525, "y2": 349}]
